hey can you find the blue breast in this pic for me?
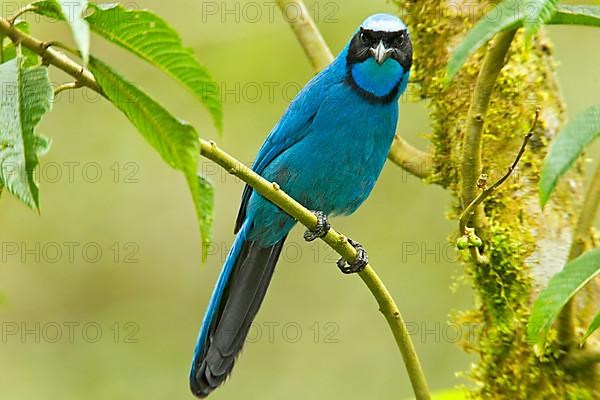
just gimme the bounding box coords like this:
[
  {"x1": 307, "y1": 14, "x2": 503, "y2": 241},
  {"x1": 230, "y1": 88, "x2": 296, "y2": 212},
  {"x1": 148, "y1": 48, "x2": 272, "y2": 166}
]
[{"x1": 350, "y1": 57, "x2": 406, "y2": 97}]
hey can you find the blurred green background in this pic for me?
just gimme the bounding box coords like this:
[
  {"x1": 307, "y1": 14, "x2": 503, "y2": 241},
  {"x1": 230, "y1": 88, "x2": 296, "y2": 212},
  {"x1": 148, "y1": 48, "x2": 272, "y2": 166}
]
[{"x1": 0, "y1": 0, "x2": 599, "y2": 399}]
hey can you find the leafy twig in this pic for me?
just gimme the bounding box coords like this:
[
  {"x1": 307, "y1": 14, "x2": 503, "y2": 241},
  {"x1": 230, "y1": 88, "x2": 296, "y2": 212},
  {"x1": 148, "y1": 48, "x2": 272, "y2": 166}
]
[
  {"x1": 275, "y1": 0, "x2": 433, "y2": 181},
  {"x1": 0, "y1": 16, "x2": 101, "y2": 93},
  {"x1": 0, "y1": 14, "x2": 432, "y2": 399}
]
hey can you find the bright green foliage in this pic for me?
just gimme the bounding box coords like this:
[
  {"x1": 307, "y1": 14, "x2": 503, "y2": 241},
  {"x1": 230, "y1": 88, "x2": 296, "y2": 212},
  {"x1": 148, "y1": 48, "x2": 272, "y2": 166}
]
[
  {"x1": 85, "y1": 3, "x2": 222, "y2": 132},
  {"x1": 581, "y1": 311, "x2": 600, "y2": 345},
  {"x1": 528, "y1": 248, "x2": 600, "y2": 346},
  {"x1": 88, "y1": 56, "x2": 214, "y2": 259},
  {"x1": 448, "y1": 1, "x2": 600, "y2": 83},
  {"x1": 446, "y1": 0, "x2": 521, "y2": 81},
  {"x1": 197, "y1": 175, "x2": 215, "y2": 262},
  {"x1": 89, "y1": 57, "x2": 199, "y2": 171},
  {"x1": 2, "y1": 22, "x2": 39, "y2": 66},
  {"x1": 539, "y1": 104, "x2": 600, "y2": 207},
  {"x1": 58, "y1": 0, "x2": 90, "y2": 63},
  {"x1": 30, "y1": 0, "x2": 64, "y2": 20},
  {"x1": 0, "y1": 57, "x2": 53, "y2": 210},
  {"x1": 522, "y1": 0, "x2": 559, "y2": 39},
  {"x1": 30, "y1": 1, "x2": 222, "y2": 132},
  {"x1": 549, "y1": 5, "x2": 600, "y2": 27},
  {"x1": 29, "y1": 0, "x2": 90, "y2": 62}
]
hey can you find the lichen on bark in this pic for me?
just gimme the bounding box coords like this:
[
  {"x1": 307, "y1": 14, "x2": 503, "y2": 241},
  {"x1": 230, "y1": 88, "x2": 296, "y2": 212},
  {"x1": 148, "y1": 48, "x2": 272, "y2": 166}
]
[{"x1": 394, "y1": 0, "x2": 598, "y2": 398}]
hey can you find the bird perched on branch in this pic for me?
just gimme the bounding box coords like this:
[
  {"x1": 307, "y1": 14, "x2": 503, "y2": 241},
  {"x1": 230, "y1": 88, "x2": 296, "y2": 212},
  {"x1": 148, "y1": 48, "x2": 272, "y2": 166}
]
[{"x1": 190, "y1": 13, "x2": 412, "y2": 397}]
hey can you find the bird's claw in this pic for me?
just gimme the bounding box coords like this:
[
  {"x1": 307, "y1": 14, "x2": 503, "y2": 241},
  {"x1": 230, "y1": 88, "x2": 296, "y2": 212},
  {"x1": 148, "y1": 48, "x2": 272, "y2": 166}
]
[
  {"x1": 304, "y1": 211, "x2": 330, "y2": 242},
  {"x1": 337, "y1": 238, "x2": 368, "y2": 274}
]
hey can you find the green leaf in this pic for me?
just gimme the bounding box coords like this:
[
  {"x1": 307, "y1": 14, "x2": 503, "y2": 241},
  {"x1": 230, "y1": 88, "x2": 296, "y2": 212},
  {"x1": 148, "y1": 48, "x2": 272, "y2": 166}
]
[
  {"x1": 548, "y1": 5, "x2": 600, "y2": 27},
  {"x1": 581, "y1": 312, "x2": 600, "y2": 345},
  {"x1": 88, "y1": 56, "x2": 210, "y2": 255},
  {"x1": 85, "y1": 3, "x2": 222, "y2": 132},
  {"x1": 89, "y1": 56, "x2": 199, "y2": 171},
  {"x1": 0, "y1": 57, "x2": 54, "y2": 210},
  {"x1": 446, "y1": 0, "x2": 521, "y2": 82},
  {"x1": 58, "y1": 0, "x2": 90, "y2": 64},
  {"x1": 197, "y1": 175, "x2": 214, "y2": 262},
  {"x1": 528, "y1": 248, "x2": 600, "y2": 346},
  {"x1": 2, "y1": 22, "x2": 39, "y2": 66},
  {"x1": 30, "y1": 0, "x2": 64, "y2": 20},
  {"x1": 29, "y1": 0, "x2": 89, "y2": 63},
  {"x1": 539, "y1": 105, "x2": 600, "y2": 207},
  {"x1": 522, "y1": 0, "x2": 559, "y2": 39}
]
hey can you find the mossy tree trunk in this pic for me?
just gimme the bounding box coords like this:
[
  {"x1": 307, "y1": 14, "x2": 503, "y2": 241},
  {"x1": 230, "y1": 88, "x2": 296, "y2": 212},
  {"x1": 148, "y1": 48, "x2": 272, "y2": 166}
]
[{"x1": 395, "y1": 0, "x2": 599, "y2": 398}]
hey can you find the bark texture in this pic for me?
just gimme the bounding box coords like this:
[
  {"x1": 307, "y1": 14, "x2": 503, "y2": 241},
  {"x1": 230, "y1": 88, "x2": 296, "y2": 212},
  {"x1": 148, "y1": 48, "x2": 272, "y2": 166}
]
[{"x1": 394, "y1": 1, "x2": 599, "y2": 398}]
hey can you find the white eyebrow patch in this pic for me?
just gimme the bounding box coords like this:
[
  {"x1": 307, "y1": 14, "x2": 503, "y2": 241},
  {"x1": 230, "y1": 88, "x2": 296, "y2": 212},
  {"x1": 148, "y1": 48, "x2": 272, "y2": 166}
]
[{"x1": 361, "y1": 13, "x2": 406, "y2": 33}]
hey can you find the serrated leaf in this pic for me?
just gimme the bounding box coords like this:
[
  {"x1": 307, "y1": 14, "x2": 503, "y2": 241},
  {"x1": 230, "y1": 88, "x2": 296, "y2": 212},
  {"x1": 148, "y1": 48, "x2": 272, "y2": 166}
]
[
  {"x1": 197, "y1": 175, "x2": 214, "y2": 262},
  {"x1": 88, "y1": 56, "x2": 211, "y2": 255},
  {"x1": 89, "y1": 56, "x2": 199, "y2": 170},
  {"x1": 581, "y1": 312, "x2": 600, "y2": 345},
  {"x1": 548, "y1": 5, "x2": 600, "y2": 27},
  {"x1": 0, "y1": 57, "x2": 54, "y2": 210},
  {"x1": 539, "y1": 105, "x2": 600, "y2": 207},
  {"x1": 528, "y1": 248, "x2": 600, "y2": 346},
  {"x1": 58, "y1": 0, "x2": 90, "y2": 64},
  {"x1": 85, "y1": 3, "x2": 222, "y2": 132},
  {"x1": 446, "y1": 0, "x2": 522, "y2": 82},
  {"x1": 522, "y1": 0, "x2": 559, "y2": 39},
  {"x1": 2, "y1": 22, "x2": 39, "y2": 66}
]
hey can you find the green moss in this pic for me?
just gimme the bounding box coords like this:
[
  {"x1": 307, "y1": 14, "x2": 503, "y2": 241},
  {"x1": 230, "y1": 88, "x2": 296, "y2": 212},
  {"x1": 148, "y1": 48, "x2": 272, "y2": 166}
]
[{"x1": 394, "y1": 0, "x2": 595, "y2": 398}]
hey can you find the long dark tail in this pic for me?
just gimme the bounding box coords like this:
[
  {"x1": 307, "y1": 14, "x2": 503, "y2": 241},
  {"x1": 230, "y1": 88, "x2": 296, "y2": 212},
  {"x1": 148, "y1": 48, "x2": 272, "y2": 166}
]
[{"x1": 190, "y1": 221, "x2": 286, "y2": 398}]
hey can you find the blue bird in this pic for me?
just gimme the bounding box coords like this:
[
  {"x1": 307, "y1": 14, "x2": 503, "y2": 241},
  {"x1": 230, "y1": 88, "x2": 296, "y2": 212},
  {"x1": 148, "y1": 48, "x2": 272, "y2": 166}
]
[{"x1": 190, "y1": 13, "x2": 412, "y2": 397}]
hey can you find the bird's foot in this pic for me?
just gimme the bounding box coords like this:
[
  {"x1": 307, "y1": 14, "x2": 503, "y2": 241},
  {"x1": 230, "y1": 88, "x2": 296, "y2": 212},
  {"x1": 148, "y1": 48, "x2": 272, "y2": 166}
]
[
  {"x1": 337, "y1": 238, "x2": 368, "y2": 274},
  {"x1": 304, "y1": 211, "x2": 331, "y2": 242}
]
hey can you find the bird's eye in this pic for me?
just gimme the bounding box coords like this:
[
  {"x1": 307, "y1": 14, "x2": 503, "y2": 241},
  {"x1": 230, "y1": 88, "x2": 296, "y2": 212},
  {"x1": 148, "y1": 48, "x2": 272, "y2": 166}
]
[{"x1": 394, "y1": 33, "x2": 405, "y2": 47}]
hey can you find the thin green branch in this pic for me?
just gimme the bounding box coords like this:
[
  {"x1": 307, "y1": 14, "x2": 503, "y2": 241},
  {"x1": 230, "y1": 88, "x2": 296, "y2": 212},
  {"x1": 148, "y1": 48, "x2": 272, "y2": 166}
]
[
  {"x1": 0, "y1": 16, "x2": 101, "y2": 93},
  {"x1": 200, "y1": 139, "x2": 431, "y2": 399},
  {"x1": 0, "y1": 13, "x2": 431, "y2": 398},
  {"x1": 557, "y1": 161, "x2": 600, "y2": 349},
  {"x1": 54, "y1": 81, "x2": 82, "y2": 96},
  {"x1": 275, "y1": 0, "x2": 433, "y2": 181},
  {"x1": 460, "y1": 29, "x2": 516, "y2": 232},
  {"x1": 459, "y1": 109, "x2": 538, "y2": 235},
  {"x1": 7, "y1": 5, "x2": 35, "y2": 25}
]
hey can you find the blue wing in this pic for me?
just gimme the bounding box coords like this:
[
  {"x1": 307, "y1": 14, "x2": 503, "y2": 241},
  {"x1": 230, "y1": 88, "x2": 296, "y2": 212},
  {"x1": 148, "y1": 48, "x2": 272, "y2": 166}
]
[{"x1": 234, "y1": 68, "x2": 339, "y2": 232}]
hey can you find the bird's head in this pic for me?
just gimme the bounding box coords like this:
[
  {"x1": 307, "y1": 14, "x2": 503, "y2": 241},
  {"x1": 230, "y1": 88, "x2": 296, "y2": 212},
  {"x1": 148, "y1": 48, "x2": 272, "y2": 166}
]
[{"x1": 345, "y1": 14, "x2": 412, "y2": 102}]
